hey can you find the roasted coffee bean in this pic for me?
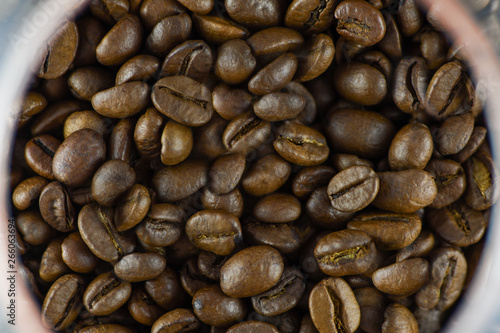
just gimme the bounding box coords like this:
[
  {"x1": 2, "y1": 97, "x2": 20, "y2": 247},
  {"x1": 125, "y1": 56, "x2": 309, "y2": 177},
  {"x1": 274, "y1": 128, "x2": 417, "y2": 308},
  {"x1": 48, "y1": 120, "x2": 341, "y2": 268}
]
[
  {"x1": 382, "y1": 303, "x2": 419, "y2": 333},
  {"x1": 348, "y1": 211, "x2": 422, "y2": 251},
  {"x1": 89, "y1": 0, "x2": 129, "y2": 23},
  {"x1": 292, "y1": 166, "x2": 336, "y2": 199},
  {"x1": 396, "y1": 230, "x2": 435, "y2": 262},
  {"x1": 114, "y1": 252, "x2": 166, "y2": 282},
  {"x1": 464, "y1": 150, "x2": 499, "y2": 210},
  {"x1": 372, "y1": 170, "x2": 438, "y2": 213},
  {"x1": 39, "y1": 181, "x2": 75, "y2": 232},
  {"x1": 152, "y1": 75, "x2": 214, "y2": 127},
  {"x1": 192, "y1": 14, "x2": 250, "y2": 44},
  {"x1": 389, "y1": 123, "x2": 433, "y2": 170},
  {"x1": 139, "y1": 0, "x2": 186, "y2": 30},
  {"x1": 415, "y1": 247, "x2": 467, "y2": 311},
  {"x1": 128, "y1": 287, "x2": 164, "y2": 326},
  {"x1": 227, "y1": 321, "x2": 280, "y2": 333},
  {"x1": 74, "y1": 16, "x2": 106, "y2": 67},
  {"x1": 25, "y1": 134, "x2": 61, "y2": 179},
  {"x1": 68, "y1": 67, "x2": 114, "y2": 101},
  {"x1": 434, "y1": 112, "x2": 475, "y2": 155},
  {"x1": 16, "y1": 210, "x2": 54, "y2": 246},
  {"x1": 61, "y1": 232, "x2": 99, "y2": 274},
  {"x1": 151, "y1": 308, "x2": 201, "y2": 333},
  {"x1": 76, "y1": 324, "x2": 135, "y2": 333},
  {"x1": 254, "y1": 193, "x2": 301, "y2": 223},
  {"x1": 254, "y1": 92, "x2": 305, "y2": 122},
  {"x1": 415, "y1": 26, "x2": 448, "y2": 70},
  {"x1": 185, "y1": 209, "x2": 243, "y2": 256},
  {"x1": 248, "y1": 27, "x2": 304, "y2": 60},
  {"x1": 52, "y1": 129, "x2": 106, "y2": 187},
  {"x1": 220, "y1": 245, "x2": 284, "y2": 298},
  {"x1": 41, "y1": 274, "x2": 85, "y2": 331},
  {"x1": 180, "y1": 258, "x2": 212, "y2": 297},
  {"x1": 201, "y1": 187, "x2": 244, "y2": 218},
  {"x1": 215, "y1": 39, "x2": 256, "y2": 85},
  {"x1": 197, "y1": 251, "x2": 227, "y2": 281},
  {"x1": 326, "y1": 108, "x2": 396, "y2": 159},
  {"x1": 327, "y1": 166, "x2": 379, "y2": 213},
  {"x1": 285, "y1": 0, "x2": 337, "y2": 35},
  {"x1": 284, "y1": 81, "x2": 318, "y2": 124},
  {"x1": 425, "y1": 158, "x2": 466, "y2": 208},
  {"x1": 30, "y1": 99, "x2": 88, "y2": 136},
  {"x1": 314, "y1": 230, "x2": 377, "y2": 277},
  {"x1": 251, "y1": 266, "x2": 306, "y2": 316},
  {"x1": 145, "y1": 13, "x2": 192, "y2": 58},
  {"x1": 248, "y1": 53, "x2": 298, "y2": 95},
  {"x1": 193, "y1": 114, "x2": 229, "y2": 159},
  {"x1": 91, "y1": 160, "x2": 135, "y2": 207},
  {"x1": 160, "y1": 40, "x2": 213, "y2": 82},
  {"x1": 161, "y1": 120, "x2": 193, "y2": 166},
  {"x1": 38, "y1": 21, "x2": 79, "y2": 79},
  {"x1": 295, "y1": 34, "x2": 335, "y2": 82},
  {"x1": 145, "y1": 267, "x2": 187, "y2": 310},
  {"x1": 426, "y1": 200, "x2": 487, "y2": 247},
  {"x1": 378, "y1": 13, "x2": 402, "y2": 60},
  {"x1": 177, "y1": 0, "x2": 213, "y2": 14},
  {"x1": 309, "y1": 277, "x2": 361, "y2": 333},
  {"x1": 12, "y1": 176, "x2": 49, "y2": 210},
  {"x1": 83, "y1": 271, "x2": 132, "y2": 316},
  {"x1": 114, "y1": 184, "x2": 151, "y2": 232},
  {"x1": 392, "y1": 57, "x2": 432, "y2": 114},
  {"x1": 153, "y1": 160, "x2": 209, "y2": 202},
  {"x1": 212, "y1": 84, "x2": 252, "y2": 120},
  {"x1": 40, "y1": 238, "x2": 71, "y2": 282},
  {"x1": 78, "y1": 203, "x2": 136, "y2": 262},
  {"x1": 306, "y1": 187, "x2": 356, "y2": 229},
  {"x1": 209, "y1": 153, "x2": 245, "y2": 195},
  {"x1": 335, "y1": 0, "x2": 386, "y2": 47},
  {"x1": 136, "y1": 203, "x2": 185, "y2": 247},
  {"x1": 92, "y1": 81, "x2": 150, "y2": 118},
  {"x1": 63, "y1": 110, "x2": 110, "y2": 139},
  {"x1": 108, "y1": 117, "x2": 135, "y2": 164},
  {"x1": 67, "y1": 186, "x2": 94, "y2": 206},
  {"x1": 242, "y1": 154, "x2": 291, "y2": 196},
  {"x1": 225, "y1": 0, "x2": 283, "y2": 29},
  {"x1": 331, "y1": 154, "x2": 373, "y2": 171},
  {"x1": 372, "y1": 258, "x2": 429, "y2": 296},
  {"x1": 398, "y1": 0, "x2": 423, "y2": 37},
  {"x1": 222, "y1": 112, "x2": 271, "y2": 155},
  {"x1": 354, "y1": 287, "x2": 386, "y2": 333},
  {"x1": 134, "y1": 107, "x2": 164, "y2": 160},
  {"x1": 451, "y1": 126, "x2": 487, "y2": 163},
  {"x1": 96, "y1": 15, "x2": 142, "y2": 66},
  {"x1": 17, "y1": 91, "x2": 48, "y2": 128},
  {"x1": 116, "y1": 55, "x2": 160, "y2": 85}
]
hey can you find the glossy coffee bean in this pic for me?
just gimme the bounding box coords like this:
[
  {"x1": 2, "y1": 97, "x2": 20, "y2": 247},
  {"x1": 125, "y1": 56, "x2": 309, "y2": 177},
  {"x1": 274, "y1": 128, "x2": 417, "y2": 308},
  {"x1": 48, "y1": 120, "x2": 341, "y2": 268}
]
[
  {"x1": 465, "y1": 151, "x2": 499, "y2": 210},
  {"x1": 76, "y1": 324, "x2": 134, "y2": 333},
  {"x1": 40, "y1": 238, "x2": 70, "y2": 282},
  {"x1": 434, "y1": 112, "x2": 474, "y2": 155},
  {"x1": 306, "y1": 187, "x2": 356, "y2": 229},
  {"x1": 116, "y1": 55, "x2": 160, "y2": 85},
  {"x1": 382, "y1": 303, "x2": 419, "y2": 333},
  {"x1": 91, "y1": 159, "x2": 135, "y2": 206},
  {"x1": 17, "y1": 91, "x2": 47, "y2": 128},
  {"x1": 372, "y1": 258, "x2": 429, "y2": 296},
  {"x1": 248, "y1": 53, "x2": 298, "y2": 95},
  {"x1": 285, "y1": 0, "x2": 337, "y2": 35},
  {"x1": 16, "y1": 210, "x2": 54, "y2": 246},
  {"x1": 309, "y1": 277, "x2": 360, "y2": 333},
  {"x1": 209, "y1": 153, "x2": 245, "y2": 195},
  {"x1": 354, "y1": 287, "x2": 386, "y2": 333},
  {"x1": 74, "y1": 16, "x2": 106, "y2": 67},
  {"x1": 145, "y1": 13, "x2": 192, "y2": 58},
  {"x1": 292, "y1": 166, "x2": 336, "y2": 199},
  {"x1": 185, "y1": 210, "x2": 243, "y2": 256},
  {"x1": 215, "y1": 39, "x2": 256, "y2": 85},
  {"x1": 295, "y1": 34, "x2": 335, "y2": 82},
  {"x1": 114, "y1": 252, "x2": 166, "y2": 282},
  {"x1": 63, "y1": 110, "x2": 110, "y2": 139},
  {"x1": 83, "y1": 271, "x2": 132, "y2": 316},
  {"x1": 39, "y1": 181, "x2": 75, "y2": 232},
  {"x1": 222, "y1": 112, "x2": 272, "y2": 155},
  {"x1": 52, "y1": 129, "x2": 106, "y2": 187},
  {"x1": 254, "y1": 193, "x2": 301, "y2": 223},
  {"x1": 225, "y1": 0, "x2": 283, "y2": 29},
  {"x1": 451, "y1": 126, "x2": 487, "y2": 163},
  {"x1": 197, "y1": 251, "x2": 227, "y2": 281},
  {"x1": 161, "y1": 120, "x2": 193, "y2": 166},
  {"x1": 145, "y1": 267, "x2": 187, "y2": 310},
  {"x1": 151, "y1": 308, "x2": 201, "y2": 333},
  {"x1": 180, "y1": 258, "x2": 212, "y2": 297},
  {"x1": 25, "y1": 134, "x2": 61, "y2": 180},
  {"x1": 396, "y1": 229, "x2": 435, "y2": 262},
  {"x1": 392, "y1": 57, "x2": 431, "y2": 114},
  {"x1": 134, "y1": 107, "x2": 164, "y2": 160},
  {"x1": 201, "y1": 187, "x2": 244, "y2": 218},
  {"x1": 68, "y1": 67, "x2": 114, "y2": 101},
  {"x1": 30, "y1": 99, "x2": 87, "y2": 136},
  {"x1": 139, "y1": 0, "x2": 186, "y2": 30},
  {"x1": 425, "y1": 158, "x2": 466, "y2": 208},
  {"x1": 128, "y1": 286, "x2": 164, "y2": 326},
  {"x1": 114, "y1": 184, "x2": 151, "y2": 231},
  {"x1": 327, "y1": 166, "x2": 379, "y2": 213},
  {"x1": 242, "y1": 154, "x2": 291, "y2": 197},
  {"x1": 389, "y1": 123, "x2": 433, "y2": 170},
  {"x1": 61, "y1": 232, "x2": 99, "y2": 274},
  {"x1": 136, "y1": 203, "x2": 185, "y2": 247},
  {"x1": 331, "y1": 154, "x2": 373, "y2": 171},
  {"x1": 12, "y1": 176, "x2": 49, "y2": 210},
  {"x1": 220, "y1": 245, "x2": 284, "y2": 298},
  {"x1": 212, "y1": 84, "x2": 252, "y2": 120},
  {"x1": 92, "y1": 81, "x2": 150, "y2": 118},
  {"x1": 227, "y1": 321, "x2": 279, "y2": 333},
  {"x1": 160, "y1": 40, "x2": 213, "y2": 83},
  {"x1": 254, "y1": 92, "x2": 305, "y2": 122},
  {"x1": 192, "y1": 14, "x2": 250, "y2": 45}
]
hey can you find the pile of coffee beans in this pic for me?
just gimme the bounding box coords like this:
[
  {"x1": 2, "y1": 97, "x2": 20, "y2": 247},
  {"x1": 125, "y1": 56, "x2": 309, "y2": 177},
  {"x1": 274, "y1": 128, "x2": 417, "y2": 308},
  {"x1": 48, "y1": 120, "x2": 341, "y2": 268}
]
[{"x1": 11, "y1": 0, "x2": 499, "y2": 332}]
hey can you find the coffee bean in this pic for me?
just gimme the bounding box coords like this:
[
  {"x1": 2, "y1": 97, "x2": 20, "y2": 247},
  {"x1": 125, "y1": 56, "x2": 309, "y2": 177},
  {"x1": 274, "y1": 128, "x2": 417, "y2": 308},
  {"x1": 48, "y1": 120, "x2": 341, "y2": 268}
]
[
  {"x1": 16, "y1": 210, "x2": 54, "y2": 246},
  {"x1": 221, "y1": 245, "x2": 284, "y2": 298},
  {"x1": 201, "y1": 187, "x2": 244, "y2": 218},
  {"x1": 152, "y1": 75, "x2": 214, "y2": 127},
  {"x1": 248, "y1": 27, "x2": 304, "y2": 59},
  {"x1": 17, "y1": 91, "x2": 48, "y2": 128},
  {"x1": 465, "y1": 151, "x2": 499, "y2": 210},
  {"x1": 285, "y1": 0, "x2": 337, "y2": 35},
  {"x1": 114, "y1": 184, "x2": 151, "y2": 231},
  {"x1": 372, "y1": 258, "x2": 429, "y2": 296},
  {"x1": 151, "y1": 308, "x2": 201, "y2": 333},
  {"x1": 145, "y1": 13, "x2": 192, "y2": 58},
  {"x1": 12, "y1": 176, "x2": 49, "y2": 210},
  {"x1": 327, "y1": 166, "x2": 379, "y2": 213},
  {"x1": 31, "y1": 99, "x2": 87, "y2": 136},
  {"x1": 254, "y1": 92, "x2": 306, "y2": 121},
  {"x1": 309, "y1": 277, "x2": 361, "y2": 333},
  {"x1": 331, "y1": 154, "x2": 374, "y2": 171},
  {"x1": 89, "y1": 0, "x2": 129, "y2": 23},
  {"x1": 197, "y1": 251, "x2": 227, "y2": 281},
  {"x1": 108, "y1": 117, "x2": 136, "y2": 164},
  {"x1": 378, "y1": 13, "x2": 403, "y2": 60},
  {"x1": 91, "y1": 159, "x2": 135, "y2": 206},
  {"x1": 181, "y1": 258, "x2": 212, "y2": 297},
  {"x1": 392, "y1": 57, "x2": 430, "y2": 114},
  {"x1": 292, "y1": 166, "x2": 336, "y2": 199},
  {"x1": 160, "y1": 40, "x2": 213, "y2": 82},
  {"x1": 382, "y1": 303, "x2": 419, "y2": 333},
  {"x1": 192, "y1": 14, "x2": 249, "y2": 44},
  {"x1": 83, "y1": 271, "x2": 132, "y2": 316},
  {"x1": 396, "y1": 230, "x2": 435, "y2": 262},
  {"x1": 248, "y1": 53, "x2": 298, "y2": 95},
  {"x1": 247, "y1": 309, "x2": 301, "y2": 333},
  {"x1": 306, "y1": 187, "x2": 356, "y2": 229},
  {"x1": 425, "y1": 158, "x2": 466, "y2": 208},
  {"x1": 68, "y1": 67, "x2": 115, "y2": 101},
  {"x1": 39, "y1": 181, "x2": 75, "y2": 232},
  {"x1": 254, "y1": 193, "x2": 301, "y2": 223},
  {"x1": 222, "y1": 112, "x2": 271, "y2": 155},
  {"x1": 354, "y1": 287, "x2": 386, "y2": 333},
  {"x1": 92, "y1": 81, "x2": 150, "y2": 118},
  {"x1": 295, "y1": 33, "x2": 335, "y2": 82},
  {"x1": 161, "y1": 120, "x2": 193, "y2": 166},
  {"x1": 74, "y1": 16, "x2": 106, "y2": 67},
  {"x1": 139, "y1": 0, "x2": 186, "y2": 31},
  {"x1": 116, "y1": 55, "x2": 160, "y2": 85},
  {"x1": 63, "y1": 110, "x2": 110, "y2": 139},
  {"x1": 128, "y1": 287, "x2": 164, "y2": 326},
  {"x1": 389, "y1": 123, "x2": 433, "y2": 170},
  {"x1": 397, "y1": 0, "x2": 423, "y2": 37},
  {"x1": 227, "y1": 321, "x2": 280, "y2": 333},
  {"x1": 215, "y1": 39, "x2": 256, "y2": 85},
  {"x1": 136, "y1": 203, "x2": 185, "y2": 247},
  {"x1": 145, "y1": 267, "x2": 187, "y2": 310},
  {"x1": 225, "y1": 0, "x2": 283, "y2": 29},
  {"x1": 209, "y1": 153, "x2": 245, "y2": 195},
  {"x1": 434, "y1": 112, "x2": 475, "y2": 155},
  {"x1": 114, "y1": 252, "x2": 167, "y2": 282},
  {"x1": 40, "y1": 238, "x2": 71, "y2": 282},
  {"x1": 242, "y1": 154, "x2": 291, "y2": 196},
  {"x1": 134, "y1": 107, "x2": 164, "y2": 160},
  {"x1": 193, "y1": 114, "x2": 229, "y2": 159},
  {"x1": 314, "y1": 230, "x2": 377, "y2": 276},
  {"x1": 25, "y1": 134, "x2": 61, "y2": 180},
  {"x1": 284, "y1": 81, "x2": 318, "y2": 124},
  {"x1": 212, "y1": 84, "x2": 252, "y2": 120},
  {"x1": 61, "y1": 232, "x2": 99, "y2": 274},
  {"x1": 178, "y1": 0, "x2": 213, "y2": 14}
]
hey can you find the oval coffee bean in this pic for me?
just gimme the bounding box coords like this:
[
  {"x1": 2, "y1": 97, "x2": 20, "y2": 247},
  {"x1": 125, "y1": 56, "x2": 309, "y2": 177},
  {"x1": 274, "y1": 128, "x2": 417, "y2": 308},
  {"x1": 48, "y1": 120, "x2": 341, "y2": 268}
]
[
  {"x1": 292, "y1": 166, "x2": 336, "y2": 199},
  {"x1": 139, "y1": 0, "x2": 186, "y2": 30},
  {"x1": 161, "y1": 120, "x2": 193, "y2": 166},
  {"x1": 309, "y1": 277, "x2": 361, "y2": 333},
  {"x1": 215, "y1": 39, "x2": 256, "y2": 85},
  {"x1": 145, "y1": 267, "x2": 187, "y2": 310},
  {"x1": 91, "y1": 81, "x2": 149, "y2": 118},
  {"x1": 222, "y1": 112, "x2": 271, "y2": 155},
  {"x1": 212, "y1": 84, "x2": 252, "y2": 120},
  {"x1": 254, "y1": 92, "x2": 305, "y2": 122},
  {"x1": 145, "y1": 13, "x2": 192, "y2": 58},
  {"x1": 382, "y1": 303, "x2": 419, "y2": 333},
  {"x1": 68, "y1": 67, "x2": 114, "y2": 101},
  {"x1": 242, "y1": 154, "x2": 291, "y2": 197},
  {"x1": 295, "y1": 33, "x2": 335, "y2": 82},
  {"x1": 314, "y1": 230, "x2": 377, "y2": 276},
  {"x1": 39, "y1": 181, "x2": 75, "y2": 232},
  {"x1": 396, "y1": 230, "x2": 435, "y2": 262},
  {"x1": 248, "y1": 53, "x2": 298, "y2": 95},
  {"x1": 114, "y1": 252, "x2": 167, "y2": 282},
  {"x1": 134, "y1": 107, "x2": 164, "y2": 160},
  {"x1": 83, "y1": 271, "x2": 132, "y2": 316},
  {"x1": 114, "y1": 184, "x2": 151, "y2": 231},
  {"x1": 327, "y1": 166, "x2": 379, "y2": 213},
  {"x1": 209, "y1": 153, "x2": 246, "y2": 195},
  {"x1": 63, "y1": 110, "x2": 109, "y2": 139},
  {"x1": 39, "y1": 238, "x2": 70, "y2": 282},
  {"x1": 185, "y1": 210, "x2": 243, "y2": 256},
  {"x1": 285, "y1": 0, "x2": 337, "y2": 35},
  {"x1": 392, "y1": 57, "x2": 430, "y2": 114},
  {"x1": 16, "y1": 210, "x2": 54, "y2": 246},
  {"x1": 91, "y1": 159, "x2": 135, "y2": 206},
  {"x1": 108, "y1": 117, "x2": 136, "y2": 164},
  {"x1": 116, "y1": 54, "x2": 160, "y2": 85},
  {"x1": 220, "y1": 245, "x2": 284, "y2": 298},
  {"x1": 274, "y1": 122, "x2": 329, "y2": 166},
  {"x1": 388, "y1": 123, "x2": 433, "y2": 170},
  {"x1": 151, "y1": 308, "x2": 201, "y2": 333},
  {"x1": 243, "y1": 218, "x2": 305, "y2": 254},
  {"x1": 24, "y1": 134, "x2": 61, "y2": 179},
  {"x1": 464, "y1": 151, "x2": 499, "y2": 210},
  {"x1": 12, "y1": 176, "x2": 49, "y2": 210},
  {"x1": 227, "y1": 321, "x2": 279, "y2": 333},
  {"x1": 52, "y1": 129, "x2": 106, "y2": 187},
  {"x1": 306, "y1": 187, "x2": 356, "y2": 229},
  {"x1": 201, "y1": 187, "x2": 244, "y2": 218},
  {"x1": 160, "y1": 40, "x2": 213, "y2": 83},
  {"x1": 425, "y1": 158, "x2": 466, "y2": 208},
  {"x1": 152, "y1": 75, "x2": 214, "y2": 127},
  {"x1": 433, "y1": 112, "x2": 474, "y2": 155},
  {"x1": 372, "y1": 258, "x2": 429, "y2": 296},
  {"x1": 254, "y1": 193, "x2": 301, "y2": 223},
  {"x1": 136, "y1": 203, "x2": 185, "y2": 247},
  {"x1": 372, "y1": 170, "x2": 437, "y2": 213},
  {"x1": 127, "y1": 287, "x2": 164, "y2": 326},
  {"x1": 225, "y1": 0, "x2": 282, "y2": 29},
  {"x1": 191, "y1": 14, "x2": 250, "y2": 45},
  {"x1": 61, "y1": 232, "x2": 99, "y2": 274}
]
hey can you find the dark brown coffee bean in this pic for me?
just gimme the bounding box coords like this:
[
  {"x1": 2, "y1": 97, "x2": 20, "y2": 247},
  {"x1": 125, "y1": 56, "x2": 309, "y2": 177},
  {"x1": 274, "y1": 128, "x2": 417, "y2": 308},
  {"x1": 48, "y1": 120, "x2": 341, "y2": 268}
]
[
  {"x1": 30, "y1": 99, "x2": 88, "y2": 137},
  {"x1": 221, "y1": 245, "x2": 284, "y2": 298},
  {"x1": 186, "y1": 210, "x2": 243, "y2": 256},
  {"x1": 12, "y1": 176, "x2": 49, "y2": 210},
  {"x1": 92, "y1": 81, "x2": 150, "y2": 118},
  {"x1": 425, "y1": 158, "x2": 466, "y2": 208},
  {"x1": 38, "y1": 21, "x2": 79, "y2": 79},
  {"x1": 108, "y1": 117, "x2": 135, "y2": 164},
  {"x1": 335, "y1": 0, "x2": 386, "y2": 47},
  {"x1": 39, "y1": 181, "x2": 75, "y2": 232},
  {"x1": 192, "y1": 14, "x2": 250, "y2": 44},
  {"x1": 17, "y1": 210, "x2": 54, "y2": 246},
  {"x1": 285, "y1": 0, "x2": 337, "y2": 35},
  {"x1": 63, "y1": 110, "x2": 110, "y2": 139},
  {"x1": 382, "y1": 303, "x2": 419, "y2": 333},
  {"x1": 209, "y1": 153, "x2": 245, "y2": 195},
  {"x1": 17, "y1": 91, "x2": 48, "y2": 128},
  {"x1": 328, "y1": 166, "x2": 379, "y2": 213},
  {"x1": 67, "y1": 186, "x2": 94, "y2": 206},
  {"x1": 396, "y1": 229, "x2": 435, "y2": 262},
  {"x1": 397, "y1": 0, "x2": 423, "y2": 37},
  {"x1": 25, "y1": 134, "x2": 61, "y2": 180},
  {"x1": 378, "y1": 13, "x2": 402, "y2": 60},
  {"x1": 151, "y1": 308, "x2": 201, "y2": 333},
  {"x1": 254, "y1": 193, "x2": 301, "y2": 223},
  {"x1": 41, "y1": 274, "x2": 85, "y2": 331},
  {"x1": 314, "y1": 230, "x2": 377, "y2": 277},
  {"x1": 153, "y1": 160, "x2": 209, "y2": 202},
  {"x1": 152, "y1": 75, "x2": 214, "y2": 127},
  {"x1": 197, "y1": 251, "x2": 228, "y2": 281},
  {"x1": 134, "y1": 107, "x2": 164, "y2": 160},
  {"x1": 415, "y1": 26, "x2": 447, "y2": 70},
  {"x1": 372, "y1": 258, "x2": 429, "y2": 296},
  {"x1": 178, "y1": 0, "x2": 213, "y2": 14},
  {"x1": 139, "y1": 0, "x2": 186, "y2": 30},
  {"x1": 372, "y1": 170, "x2": 437, "y2": 213},
  {"x1": 247, "y1": 27, "x2": 304, "y2": 59},
  {"x1": 427, "y1": 201, "x2": 487, "y2": 247},
  {"x1": 146, "y1": 13, "x2": 192, "y2": 58},
  {"x1": 389, "y1": 123, "x2": 433, "y2": 170},
  {"x1": 225, "y1": 0, "x2": 283, "y2": 29},
  {"x1": 292, "y1": 166, "x2": 336, "y2": 199},
  {"x1": 160, "y1": 40, "x2": 213, "y2": 83},
  {"x1": 295, "y1": 33, "x2": 335, "y2": 82},
  {"x1": 212, "y1": 84, "x2": 252, "y2": 120},
  {"x1": 254, "y1": 92, "x2": 305, "y2": 122},
  {"x1": 74, "y1": 17, "x2": 106, "y2": 67},
  {"x1": 392, "y1": 57, "x2": 431, "y2": 114},
  {"x1": 309, "y1": 277, "x2": 360, "y2": 333},
  {"x1": 91, "y1": 159, "x2": 135, "y2": 206},
  {"x1": 451, "y1": 126, "x2": 487, "y2": 163},
  {"x1": 251, "y1": 266, "x2": 306, "y2": 316},
  {"x1": 52, "y1": 129, "x2": 106, "y2": 187},
  {"x1": 306, "y1": 187, "x2": 356, "y2": 229},
  {"x1": 284, "y1": 81, "x2": 318, "y2": 125},
  {"x1": 242, "y1": 154, "x2": 291, "y2": 196},
  {"x1": 128, "y1": 286, "x2": 164, "y2": 326},
  {"x1": 348, "y1": 211, "x2": 422, "y2": 251},
  {"x1": 76, "y1": 324, "x2": 135, "y2": 333},
  {"x1": 326, "y1": 108, "x2": 396, "y2": 159},
  {"x1": 201, "y1": 187, "x2": 244, "y2": 218},
  {"x1": 354, "y1": 287, "x2": 386, "y2": 333},
  {"x1": 78, "y1": 203, "x2": 136, "y2": 262},
  {"x1": 415, "y1": 247, "x2": 467, "y2": 311},
  {"x1": 96, "y1": 15, "x2": 142, "y2": 66},
  {"x1": 215, "y1": 39, "x2": 256, "y2": 85},
  {"x1": 181, "y1": 258, "x2": 212, "y2": 297},
  {"x1": 114, "y1": 184, "x2": 151, "y2": 231},
  {"x1": 146, "y1": 267, "x2": 187, "y2": 310},
  {"x1": 136, "y1": 203, "x2": 185, "y2": 247},
  {"x1": 89, "y1": 0, "x2": 129, "y2": 23},
  {"x1": 248, "y1": 53, "x2": 298, "y2": 95},
  {"x1": 331, "y1": 154, "x2": 374, "y2": 171},
  {"x1": 68, "y1": 67, "x2": 114, "y2": 101},
  {"x1": 116, "y1": 55, "x2": 160, "y2": 85},
  {"x1": 434, "y1": 113, "x2": 474, "y2": 155},
  {"x1": 464, "y1": 151, "x2": 499, "y2": 210},
  {"x1": 222, "y1": 112, "x2": 271, "y2": 155},
  {"x1": 114, "y1": 252, "x2": 166, "y2": 282},
  {"x1": 160, "y1": 120, "x2": 193, "y2": 166},
  {"x1": 61, "y1": 232, "x2": 99, "y2": 274},
  {"x1": 83, "y1": 271, "x2": 132, "y2": 316},
  {"x1": 228, "y1": 321, "x2": 280, "y2": 333},
  {"x1": 40, "y1": 238, "x2": 70, "y2": 282}
]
